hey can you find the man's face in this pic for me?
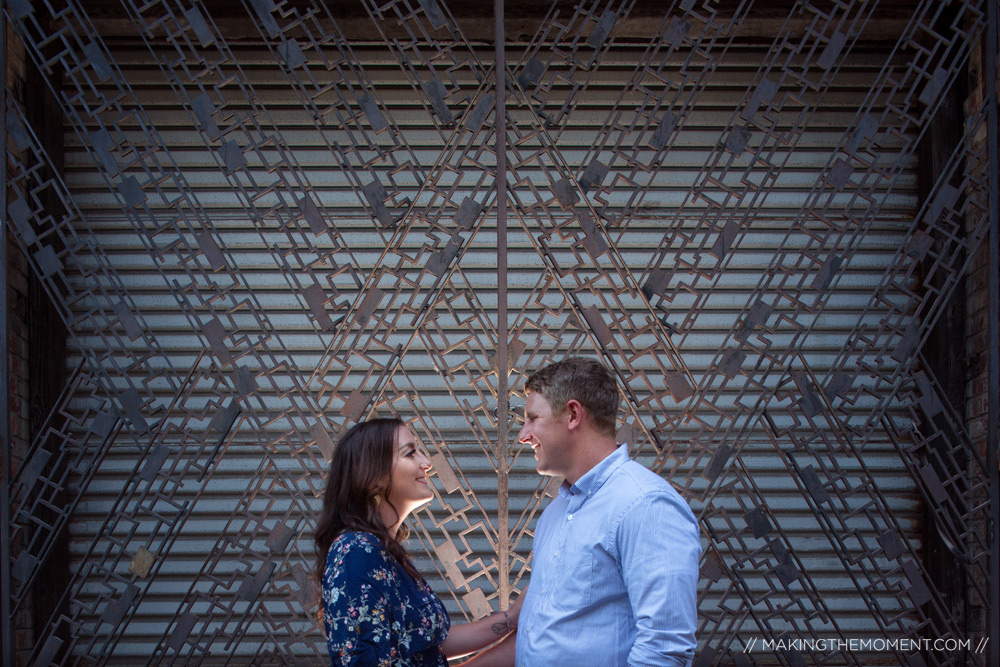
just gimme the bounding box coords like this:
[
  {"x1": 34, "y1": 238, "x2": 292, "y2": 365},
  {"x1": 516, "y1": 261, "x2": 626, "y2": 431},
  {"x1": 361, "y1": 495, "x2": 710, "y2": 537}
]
[{"x1": 518, "y1": 391, "x2": 572, "y2": 477}]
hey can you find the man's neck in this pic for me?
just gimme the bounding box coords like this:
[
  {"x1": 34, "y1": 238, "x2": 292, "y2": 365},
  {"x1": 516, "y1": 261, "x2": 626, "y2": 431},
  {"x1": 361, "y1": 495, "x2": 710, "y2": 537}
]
[{"x1": 564, "y1": 438, "x2": 618, "y2": 486}]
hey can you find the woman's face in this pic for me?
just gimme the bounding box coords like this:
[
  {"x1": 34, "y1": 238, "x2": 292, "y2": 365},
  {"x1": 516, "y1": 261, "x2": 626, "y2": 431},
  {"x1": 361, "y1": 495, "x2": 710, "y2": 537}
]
[{"x1": 385, "y1": 425, "x2": 434, "y2": 513}]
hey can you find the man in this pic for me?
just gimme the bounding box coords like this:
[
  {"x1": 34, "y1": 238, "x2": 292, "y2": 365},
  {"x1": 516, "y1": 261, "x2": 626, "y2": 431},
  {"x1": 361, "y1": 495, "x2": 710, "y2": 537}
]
[{"x1": 466, "y1": 356, "x2": 700, "y2": 667}]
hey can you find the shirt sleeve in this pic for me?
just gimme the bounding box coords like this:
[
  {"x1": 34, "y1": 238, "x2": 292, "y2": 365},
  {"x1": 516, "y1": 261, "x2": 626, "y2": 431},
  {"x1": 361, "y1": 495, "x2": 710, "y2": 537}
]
[
  {"x1": 323, "y1": 535, "x2": 397, "y2": 666},
  {"x1": 617, "y1": 491, "x2": 701, "y2": 667}
]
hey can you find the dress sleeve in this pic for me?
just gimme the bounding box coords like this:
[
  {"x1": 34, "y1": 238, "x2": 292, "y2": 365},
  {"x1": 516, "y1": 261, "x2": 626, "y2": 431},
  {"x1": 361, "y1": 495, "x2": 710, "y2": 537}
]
[
  {"x1": 618, "y1": 492, "x2": 701, "y2": 667},
  {"x1": 323, "y1": 534, "x2": 398, "y2": 666}
]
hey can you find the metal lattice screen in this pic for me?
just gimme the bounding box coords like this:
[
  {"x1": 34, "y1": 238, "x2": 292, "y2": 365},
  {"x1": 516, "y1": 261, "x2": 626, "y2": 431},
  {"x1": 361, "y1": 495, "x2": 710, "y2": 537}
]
[{"x1": 2, "y1": 0, "x2": 996, "y2": 665}]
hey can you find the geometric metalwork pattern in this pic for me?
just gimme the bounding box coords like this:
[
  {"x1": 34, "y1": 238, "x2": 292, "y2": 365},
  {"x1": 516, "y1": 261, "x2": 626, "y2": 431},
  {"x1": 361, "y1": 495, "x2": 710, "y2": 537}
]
[{"x1": 2, "y1": 0, "x2": 996, "y2": 665}]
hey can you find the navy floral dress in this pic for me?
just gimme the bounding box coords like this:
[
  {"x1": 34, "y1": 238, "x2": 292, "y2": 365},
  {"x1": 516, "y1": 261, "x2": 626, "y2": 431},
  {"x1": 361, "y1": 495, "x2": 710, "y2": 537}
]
[{"x1": 323, "y1": 531, "x2": 450, "y2": 666}]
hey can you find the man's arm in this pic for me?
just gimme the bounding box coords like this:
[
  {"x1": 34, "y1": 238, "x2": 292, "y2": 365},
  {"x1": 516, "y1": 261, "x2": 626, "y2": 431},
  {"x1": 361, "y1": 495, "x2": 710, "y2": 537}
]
[{"x1": 618, "y1": 492, "x2": 701, "y2": 667}]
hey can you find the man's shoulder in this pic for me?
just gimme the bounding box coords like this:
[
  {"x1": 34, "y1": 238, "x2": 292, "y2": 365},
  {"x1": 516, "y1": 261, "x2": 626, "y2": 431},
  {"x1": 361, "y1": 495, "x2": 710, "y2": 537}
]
[
  {"x1": 608, "y1": 459, "x2": 696, "y2": 521},
  {"x1": 615, "y1": 457, "x2": 676, "y2": 496},
  {"x1": 536, "y1": 488, "x2": 568, "y2": 519}
]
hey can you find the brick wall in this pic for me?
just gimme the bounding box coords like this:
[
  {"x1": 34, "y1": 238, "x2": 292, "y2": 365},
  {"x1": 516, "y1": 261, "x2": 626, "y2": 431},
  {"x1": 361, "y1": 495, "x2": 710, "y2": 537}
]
[
  {"x1": 7, "y1": 244, "x2": 31, "y2": 667},
  {"x1": 5, "y1": 17, "x2": 32, "y2": 667},
  {"x1": 964, "y1": 33, "x2": 990, "y2": 461},
  {"x1": 964, "y1": 29, "x2": 996, "y2": 641}
]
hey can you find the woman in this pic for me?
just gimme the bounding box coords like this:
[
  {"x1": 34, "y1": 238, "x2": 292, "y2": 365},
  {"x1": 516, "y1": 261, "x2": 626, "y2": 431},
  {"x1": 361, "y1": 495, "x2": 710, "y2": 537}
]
[{"x1": 315, "y1": 417, "x2": 520, "y2": 665}]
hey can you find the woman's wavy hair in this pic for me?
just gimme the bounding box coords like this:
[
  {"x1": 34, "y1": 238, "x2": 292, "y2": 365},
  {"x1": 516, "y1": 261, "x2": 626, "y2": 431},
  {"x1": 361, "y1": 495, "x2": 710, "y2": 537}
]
[{"x1": 314, "y1": 417, "x2": 420, "y2": 584}]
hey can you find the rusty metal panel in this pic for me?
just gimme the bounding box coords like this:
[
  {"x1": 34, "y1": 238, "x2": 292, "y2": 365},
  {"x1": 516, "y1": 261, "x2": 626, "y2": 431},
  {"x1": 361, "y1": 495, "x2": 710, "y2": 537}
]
[{"x1": 2, "y1": 0, "x2": 996, "y2": 665}]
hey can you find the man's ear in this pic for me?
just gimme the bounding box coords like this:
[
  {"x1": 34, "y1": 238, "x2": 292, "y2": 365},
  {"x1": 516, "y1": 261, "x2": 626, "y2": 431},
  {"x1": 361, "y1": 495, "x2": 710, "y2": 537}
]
[{"x1": 564, "y1": 399, "x2": 585, "y2": 430}]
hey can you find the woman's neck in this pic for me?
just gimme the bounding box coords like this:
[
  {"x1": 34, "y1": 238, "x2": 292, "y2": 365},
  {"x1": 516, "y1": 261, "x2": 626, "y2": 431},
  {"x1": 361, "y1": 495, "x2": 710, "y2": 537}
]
[{"x1": 378, "y1": 502, "x2": 409, "y2": 539}]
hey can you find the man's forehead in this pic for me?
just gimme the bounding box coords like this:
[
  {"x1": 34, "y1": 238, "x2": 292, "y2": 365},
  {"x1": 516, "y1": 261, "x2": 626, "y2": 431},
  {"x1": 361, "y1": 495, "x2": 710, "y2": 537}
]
[{"x1": 524, "y1": 391, "x2": 552, "y2": 411}]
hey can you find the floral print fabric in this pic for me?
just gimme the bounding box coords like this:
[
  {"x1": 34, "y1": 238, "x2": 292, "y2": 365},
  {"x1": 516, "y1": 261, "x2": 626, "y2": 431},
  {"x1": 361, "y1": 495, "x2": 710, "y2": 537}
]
[{"x1": 323, "y1": 531, "x2": 450, "y2": 666}]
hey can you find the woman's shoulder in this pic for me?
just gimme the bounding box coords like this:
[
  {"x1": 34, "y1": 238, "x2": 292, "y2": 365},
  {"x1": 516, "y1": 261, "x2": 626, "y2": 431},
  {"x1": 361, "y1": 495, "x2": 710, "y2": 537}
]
[
  {"x1": 328, "y1": 530, "x2": 392, "y2": 569},
  {"x1": 331, "y1": 529, "x2": 382, "y2": 550}
]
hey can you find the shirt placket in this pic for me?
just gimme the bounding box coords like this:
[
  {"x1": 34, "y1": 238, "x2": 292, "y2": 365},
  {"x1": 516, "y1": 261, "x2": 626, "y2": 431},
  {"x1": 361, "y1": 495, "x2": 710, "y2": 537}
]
[{"x1": 536, "y1": 491, "x2": 579, "y2": 602}]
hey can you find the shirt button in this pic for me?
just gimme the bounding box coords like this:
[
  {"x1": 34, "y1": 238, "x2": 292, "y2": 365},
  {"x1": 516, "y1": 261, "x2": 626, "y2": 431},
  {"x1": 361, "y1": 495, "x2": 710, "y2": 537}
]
[{"x1": 567, "y1": 514, "x2": 574, "y2": 521}]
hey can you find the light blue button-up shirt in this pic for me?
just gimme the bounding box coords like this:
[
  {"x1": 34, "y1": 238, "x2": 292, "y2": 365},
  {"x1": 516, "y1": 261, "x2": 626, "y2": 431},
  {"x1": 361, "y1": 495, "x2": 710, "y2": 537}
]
[{"x1": 516, "y1": 444, "x2": 701, "y2": 667}]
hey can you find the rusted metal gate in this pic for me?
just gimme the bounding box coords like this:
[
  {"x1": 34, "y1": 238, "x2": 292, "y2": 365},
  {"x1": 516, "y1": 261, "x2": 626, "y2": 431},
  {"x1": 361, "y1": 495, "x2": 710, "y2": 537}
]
[{"x1": 1, "y1": 0, "x2": 997, "y2": 665}]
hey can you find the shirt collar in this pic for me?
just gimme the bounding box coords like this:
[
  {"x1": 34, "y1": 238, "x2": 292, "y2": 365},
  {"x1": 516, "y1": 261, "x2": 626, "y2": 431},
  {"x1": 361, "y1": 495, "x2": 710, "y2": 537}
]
[{"x1": 559, "y1": 443, "x2": 629, "y2": 499}]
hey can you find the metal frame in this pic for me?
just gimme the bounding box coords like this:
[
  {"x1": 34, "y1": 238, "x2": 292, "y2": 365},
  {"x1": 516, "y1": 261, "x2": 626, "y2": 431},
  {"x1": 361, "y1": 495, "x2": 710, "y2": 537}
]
[
  {"x1": 494, "y1": 0, "x2": 512, "y2": 610},
  {"x1": 1, "y1": 0, "x2": 998, "y2": 665}
]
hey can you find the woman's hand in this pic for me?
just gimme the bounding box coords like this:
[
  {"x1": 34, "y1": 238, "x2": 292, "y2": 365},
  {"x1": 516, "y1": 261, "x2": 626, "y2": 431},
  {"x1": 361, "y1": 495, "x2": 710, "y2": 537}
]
[{"x1": 506, "y1": 592, "x2": 524, "y2": 631}]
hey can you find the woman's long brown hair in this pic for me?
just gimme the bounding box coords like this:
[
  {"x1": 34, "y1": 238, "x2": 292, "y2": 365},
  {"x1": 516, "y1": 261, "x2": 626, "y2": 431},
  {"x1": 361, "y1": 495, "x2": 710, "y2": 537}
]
[{"x1": 314, "y1": 417, "x2": 421, "y2": 585}]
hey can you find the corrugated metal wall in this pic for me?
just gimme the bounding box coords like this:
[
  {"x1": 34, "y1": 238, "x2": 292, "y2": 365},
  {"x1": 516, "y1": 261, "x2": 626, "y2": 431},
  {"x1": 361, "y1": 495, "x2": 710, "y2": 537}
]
[{"x1": 62, "y1": 40, "x2": 919, "y2": 662}]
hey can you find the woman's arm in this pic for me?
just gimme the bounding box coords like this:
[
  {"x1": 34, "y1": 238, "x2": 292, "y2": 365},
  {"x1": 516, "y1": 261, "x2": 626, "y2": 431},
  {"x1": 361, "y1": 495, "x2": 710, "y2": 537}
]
[
  {"x1": 441, "y1": 593, "x2": 524, "y2": 659},
  {"x1": 452, "y1": 632, "x2": 516, "y2": 666},
  {"x1": 323, "y1": 534, "x2": 397, "y2": 665}
]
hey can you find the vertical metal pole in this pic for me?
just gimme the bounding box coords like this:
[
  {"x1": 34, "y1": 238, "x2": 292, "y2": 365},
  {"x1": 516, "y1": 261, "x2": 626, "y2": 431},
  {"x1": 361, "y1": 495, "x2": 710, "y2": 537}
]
[
  {"x1": 494, "y1": 0, "x2": 510, "y2": 610},
  {"x1": 0, "y1": 2, "x2": 15, "y2": 664},
  {"x1": 986, "y1": 1, "x2": 999, "y2": 665}
]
